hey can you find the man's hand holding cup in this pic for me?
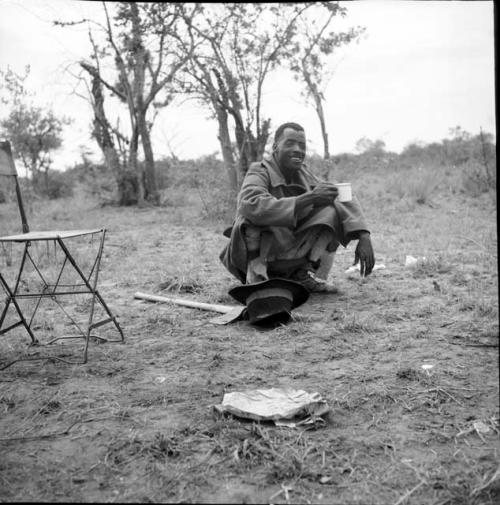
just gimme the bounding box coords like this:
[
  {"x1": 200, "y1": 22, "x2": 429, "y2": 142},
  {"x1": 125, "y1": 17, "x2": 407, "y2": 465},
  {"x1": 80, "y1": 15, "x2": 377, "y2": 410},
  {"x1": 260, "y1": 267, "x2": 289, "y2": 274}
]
[{"x1": 310, "y1": 182, "x2": 338, "y2": 207}]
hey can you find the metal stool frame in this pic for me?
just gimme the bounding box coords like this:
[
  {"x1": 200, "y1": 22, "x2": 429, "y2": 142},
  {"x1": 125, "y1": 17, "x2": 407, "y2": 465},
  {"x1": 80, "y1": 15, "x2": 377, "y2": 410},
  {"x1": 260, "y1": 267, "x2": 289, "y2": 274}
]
[{"x1": 0, "y1": 140, "x2": 124, "y2": 369}]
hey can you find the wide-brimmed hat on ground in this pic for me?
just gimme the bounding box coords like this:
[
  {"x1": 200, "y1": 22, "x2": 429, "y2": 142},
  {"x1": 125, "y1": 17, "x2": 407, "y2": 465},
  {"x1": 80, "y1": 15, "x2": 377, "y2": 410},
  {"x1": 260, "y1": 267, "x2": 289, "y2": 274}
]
[{"x1": 228, "y1": 278, "x2": 309, "y2": 326}]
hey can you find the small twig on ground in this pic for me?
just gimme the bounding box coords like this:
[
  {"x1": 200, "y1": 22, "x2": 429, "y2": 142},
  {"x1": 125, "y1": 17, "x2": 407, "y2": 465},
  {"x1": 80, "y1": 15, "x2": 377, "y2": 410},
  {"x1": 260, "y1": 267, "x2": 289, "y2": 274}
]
[
  {"x1": 436, "y1": 387, "x2": 464, "y2": 406},
  {"x1": 6, "y1": 390, "x2": 61, "y2": 438},
  {"x1": 0, "y1": 416, "x2": 116, "y2": 443},
  {"x1": 413, "y1": 387, "x2": 464, "y2": 406},
  {"x1": 475, "y1": 428, "x2": 487, "y2": 443},
  {"x1": 447, "y1": 341, "x2": 499, "y2": 348},
  {"x1": 393, "y1": 480, "x2": 425, "y2": 505},
  {"x1": 402, "y1": 459, "x2": 428, "y2": 481},
  {"x1": 439, "y1": 321, "x2": 455, "y2": 328},
  {"x1": 470, "y1": 466, "x2": 500, "y2": 497},
  {"x1": 269, "y1": 483, "x2": 293, "y2": 504},
  {"x1": 452, "y1": 235, "x2": 490, "y2": 252},
  {"x1": 269, "y1": 486, "x2": 284, "y2": 502},
  {"x1": 488, "y1": 417, "x2": 500, "y2": 435},
  {"x1": 445, "y1": 386, "x2": 479, "y2": 391},
  {"x1": 456, "y1": 426, "x2": 475, "y2": 439},
  {"x1": 0, "y1": 354, "x2": 87, "y2": 370},
  {"x1": 187, "y1": 446, "x2": 218, "y2": 470}
]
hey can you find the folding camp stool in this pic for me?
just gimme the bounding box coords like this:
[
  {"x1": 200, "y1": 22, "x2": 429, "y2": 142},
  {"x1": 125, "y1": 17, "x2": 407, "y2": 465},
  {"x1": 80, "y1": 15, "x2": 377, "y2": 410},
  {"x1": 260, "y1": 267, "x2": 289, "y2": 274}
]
[{"x1": 0, "y1": 141, "x2": 124, "y2": 369}]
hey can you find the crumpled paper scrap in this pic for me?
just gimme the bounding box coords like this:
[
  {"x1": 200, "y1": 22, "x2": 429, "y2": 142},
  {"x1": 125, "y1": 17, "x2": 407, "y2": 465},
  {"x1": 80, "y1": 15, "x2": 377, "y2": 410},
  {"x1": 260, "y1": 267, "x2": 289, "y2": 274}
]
[
  {"x1": 405, "y1": 255, "x2": 427, "y2": 267},
  {"x1": 213, "y1": 388, "x2": 330, "y2": 427},
  {"x1": 473, "y1": 420, "x2": 491, "y2": 434}
]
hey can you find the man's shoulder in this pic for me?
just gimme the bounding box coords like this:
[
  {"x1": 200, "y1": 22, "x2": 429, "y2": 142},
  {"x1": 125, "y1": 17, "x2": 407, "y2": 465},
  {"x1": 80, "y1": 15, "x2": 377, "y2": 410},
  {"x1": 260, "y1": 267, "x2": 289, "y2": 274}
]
[
  {"x1": 248, "y1": 160, "x2": 267, "y2": 172},
  {"x1": 243, "y1": 159, "x2": 272, "y2": 181},
  {"x1": 239, "y1": 160, "x2": 271, "y2": 193}
]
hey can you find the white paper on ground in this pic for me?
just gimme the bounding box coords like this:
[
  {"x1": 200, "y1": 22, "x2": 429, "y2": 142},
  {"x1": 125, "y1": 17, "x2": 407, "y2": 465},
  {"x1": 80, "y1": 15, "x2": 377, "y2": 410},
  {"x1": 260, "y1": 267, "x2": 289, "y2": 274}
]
[
  {"x1": 473, "y1": 420, "x2": 491, "y2": 434},
  {"x1": 213, "y1": 388, "x2": 330, "y2": 426},
  {"x1": 345, "y1": 262, "x2": 386, "y2": 275},
  {"x1": 405, "y1": 255, "x2": 427, "y2": 267}
]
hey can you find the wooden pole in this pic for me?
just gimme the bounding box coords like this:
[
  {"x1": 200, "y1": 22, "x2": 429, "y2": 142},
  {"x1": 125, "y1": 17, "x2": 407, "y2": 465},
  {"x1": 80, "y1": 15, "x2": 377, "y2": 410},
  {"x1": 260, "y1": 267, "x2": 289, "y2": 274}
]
[{"x1": 134, "y1": 291, "x2": 238, "y2": 314}]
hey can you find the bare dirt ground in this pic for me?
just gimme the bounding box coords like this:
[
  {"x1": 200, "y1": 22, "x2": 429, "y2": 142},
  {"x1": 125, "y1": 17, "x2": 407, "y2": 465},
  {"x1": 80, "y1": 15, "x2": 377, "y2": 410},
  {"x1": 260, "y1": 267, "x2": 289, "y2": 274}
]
[{"x1": 0, "y1": 180, "x2": 498, "y2": 504}]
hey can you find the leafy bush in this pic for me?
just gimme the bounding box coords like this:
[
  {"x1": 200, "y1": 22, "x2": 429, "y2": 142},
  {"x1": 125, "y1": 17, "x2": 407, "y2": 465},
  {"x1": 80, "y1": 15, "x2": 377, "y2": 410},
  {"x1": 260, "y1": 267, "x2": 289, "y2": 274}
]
[
  {"x1": 69, "y1": 161, "x2": 120, "y2": 205},
  {"x1": 0, "y1": 175, "x2": 34, "y2": 205},
  {"x1": 154, "y1": 153, "x2": 237, "y2": 222},
  {"x1": 192, "y1": 173, "x2": 236, "y2": 223},
  {"x1": 44, "y1": 171, "x2": 74, "y2": 199},
  {"x1": 387, "y1": 166, "x2": 442, "y2": 204},
  {"x1": 400, "y1": 127, "x2": 496, "y2": 171},
  {"x1": 400, "y1": 141, "x2": 446, "y2": 168},
  {"x1": 461, "y1": 160, "x2": 496, "y2": 197},
  {"x1": 156, "y1": 153, "x2": 225, "y2": 190},
  {"x1": 0, "y1": 169, "x2": 73, "y2": 202}
]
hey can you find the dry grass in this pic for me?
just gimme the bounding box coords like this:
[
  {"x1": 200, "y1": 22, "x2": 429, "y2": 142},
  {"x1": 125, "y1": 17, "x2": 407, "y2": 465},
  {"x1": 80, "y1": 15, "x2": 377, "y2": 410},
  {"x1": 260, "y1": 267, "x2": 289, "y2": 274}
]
[{"x1": 0, "y1": 162, "x2": 498, "y2": 503}]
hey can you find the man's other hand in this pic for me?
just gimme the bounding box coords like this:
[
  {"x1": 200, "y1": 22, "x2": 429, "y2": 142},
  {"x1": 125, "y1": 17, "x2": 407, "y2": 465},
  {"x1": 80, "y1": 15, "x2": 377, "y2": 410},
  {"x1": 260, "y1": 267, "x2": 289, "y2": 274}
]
[{"x1": 354, "y1": 232, "x2": 374, "y2": 277}]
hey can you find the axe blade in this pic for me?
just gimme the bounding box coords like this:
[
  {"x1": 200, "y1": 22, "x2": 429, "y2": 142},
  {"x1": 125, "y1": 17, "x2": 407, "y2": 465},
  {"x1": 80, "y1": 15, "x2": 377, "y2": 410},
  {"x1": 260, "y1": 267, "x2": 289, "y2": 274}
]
[{"x1": 209, "y1": 306, "x2": 246, "y2": 325}]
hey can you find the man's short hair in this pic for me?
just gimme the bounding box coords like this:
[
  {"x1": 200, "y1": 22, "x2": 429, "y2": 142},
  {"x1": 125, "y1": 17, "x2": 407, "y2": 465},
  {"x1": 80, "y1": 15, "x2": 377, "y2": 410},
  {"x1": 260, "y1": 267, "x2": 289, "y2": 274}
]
[{"x1": 274, "y1": 122, "x2": 305, "y2": 143}]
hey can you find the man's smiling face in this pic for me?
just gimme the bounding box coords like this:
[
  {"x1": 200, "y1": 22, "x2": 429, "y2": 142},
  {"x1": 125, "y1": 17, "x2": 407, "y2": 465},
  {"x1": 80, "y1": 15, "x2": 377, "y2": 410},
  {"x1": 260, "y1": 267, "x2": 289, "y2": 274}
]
[{"x1": 274, "y1": 127, "x2": 306, "y2": 177}]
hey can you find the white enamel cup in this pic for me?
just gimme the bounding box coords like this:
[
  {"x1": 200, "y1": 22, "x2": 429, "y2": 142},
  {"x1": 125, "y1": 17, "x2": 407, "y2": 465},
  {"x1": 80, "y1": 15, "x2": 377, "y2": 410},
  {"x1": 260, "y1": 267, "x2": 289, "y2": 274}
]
[{"x1": 335, "y1": 183, "x2": 352, "y2": 202}]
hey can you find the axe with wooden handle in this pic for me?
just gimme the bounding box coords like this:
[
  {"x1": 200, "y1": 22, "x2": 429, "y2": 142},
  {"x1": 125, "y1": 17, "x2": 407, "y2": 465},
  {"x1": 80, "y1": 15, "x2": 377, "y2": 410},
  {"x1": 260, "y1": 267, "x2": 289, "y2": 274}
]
[{"x1": 133, "y1": 292, "x2": 246, "y2": 325}]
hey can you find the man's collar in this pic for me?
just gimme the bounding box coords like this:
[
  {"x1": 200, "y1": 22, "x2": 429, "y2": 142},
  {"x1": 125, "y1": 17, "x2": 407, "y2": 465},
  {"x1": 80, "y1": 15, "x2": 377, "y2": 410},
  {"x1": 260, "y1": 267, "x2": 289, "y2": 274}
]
[{"x1": 262, "y1": 155, "x2": 308, "y2": 187}]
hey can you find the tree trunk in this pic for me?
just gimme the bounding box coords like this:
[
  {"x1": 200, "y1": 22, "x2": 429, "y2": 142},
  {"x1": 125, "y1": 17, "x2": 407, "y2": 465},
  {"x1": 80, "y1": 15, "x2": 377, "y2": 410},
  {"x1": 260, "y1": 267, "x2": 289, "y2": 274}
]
[
  {"x1": 302, "y1": 65, "x2": 330, "y2": 160},
  {"x1": 130, "y1": 3, "x2": 151, "y2": 207},
  {"x1": 255, "y1": 118, "x2": 271, "y2": 161},
  {"x1": 80, "y1": 62, "x2": 136, "y2": 204},
  {"x1": 310, "y1": 86, "x2": 330, "y2": 160},
  {"x1": 215, "y1": 105, "x2": 238, "y2": 192},
  {"x1": 235, "y1": 123, "x2": 270, "y2": 181},
  {"x1": 137, "y1": 107, "x2": 159, "y2": 204},
  {"x1": 211, "y1": 65, "x2": 250, "y2": 184},
  {"x1": 314, "y1": 94, "x2": 330, "y2": 160},
  {"x1": 81, "y1": 63, "x2": 138, "y2": 205},
  {"x1": 44, "y1": 167, "x2": 49, "y2": 195},
  {"x1": 30, "y1": 157, "x2": 39, "y2": 193},
  {"x1": 129, "y1": 127, "x2": 144, "y2": 206},
  {"x1": 233, "y1": 117, "x2": 251, "y2": 179}
]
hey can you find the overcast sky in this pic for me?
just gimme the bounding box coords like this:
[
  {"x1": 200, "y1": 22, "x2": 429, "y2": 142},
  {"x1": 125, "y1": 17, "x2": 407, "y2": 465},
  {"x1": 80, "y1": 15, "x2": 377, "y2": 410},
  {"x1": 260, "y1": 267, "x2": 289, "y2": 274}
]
[{"x1": 0, "y1": 0, "x2": 496, "y2": 169}]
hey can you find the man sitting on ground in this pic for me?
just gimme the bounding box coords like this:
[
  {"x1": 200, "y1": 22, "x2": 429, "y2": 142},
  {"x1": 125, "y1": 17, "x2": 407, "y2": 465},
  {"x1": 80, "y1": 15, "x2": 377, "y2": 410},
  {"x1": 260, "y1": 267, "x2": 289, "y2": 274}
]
[{"x1": 220, "y1": 122, "x2": 374, "y2": 292}]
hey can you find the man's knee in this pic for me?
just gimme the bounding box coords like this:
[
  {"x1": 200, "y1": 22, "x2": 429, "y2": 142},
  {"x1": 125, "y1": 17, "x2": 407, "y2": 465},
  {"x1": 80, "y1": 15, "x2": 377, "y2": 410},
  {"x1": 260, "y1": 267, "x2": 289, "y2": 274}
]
[{"x1": 309, "y1": 226, "x2": 337, "y2": 263}]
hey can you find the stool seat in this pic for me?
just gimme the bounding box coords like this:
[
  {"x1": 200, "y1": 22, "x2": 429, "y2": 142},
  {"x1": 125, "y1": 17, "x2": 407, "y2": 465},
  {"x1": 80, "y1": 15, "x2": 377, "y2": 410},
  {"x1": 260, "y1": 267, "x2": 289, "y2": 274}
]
[{"x1": 0, "y1": 229, "x2": 103, "y2": 242}]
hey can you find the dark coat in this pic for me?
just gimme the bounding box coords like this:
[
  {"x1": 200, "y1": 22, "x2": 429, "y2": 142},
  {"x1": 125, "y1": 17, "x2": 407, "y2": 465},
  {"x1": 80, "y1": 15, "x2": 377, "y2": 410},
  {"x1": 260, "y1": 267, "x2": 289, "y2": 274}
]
[{"x1": 220, "y1": 156, "x2": 369, "y2": 283}]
